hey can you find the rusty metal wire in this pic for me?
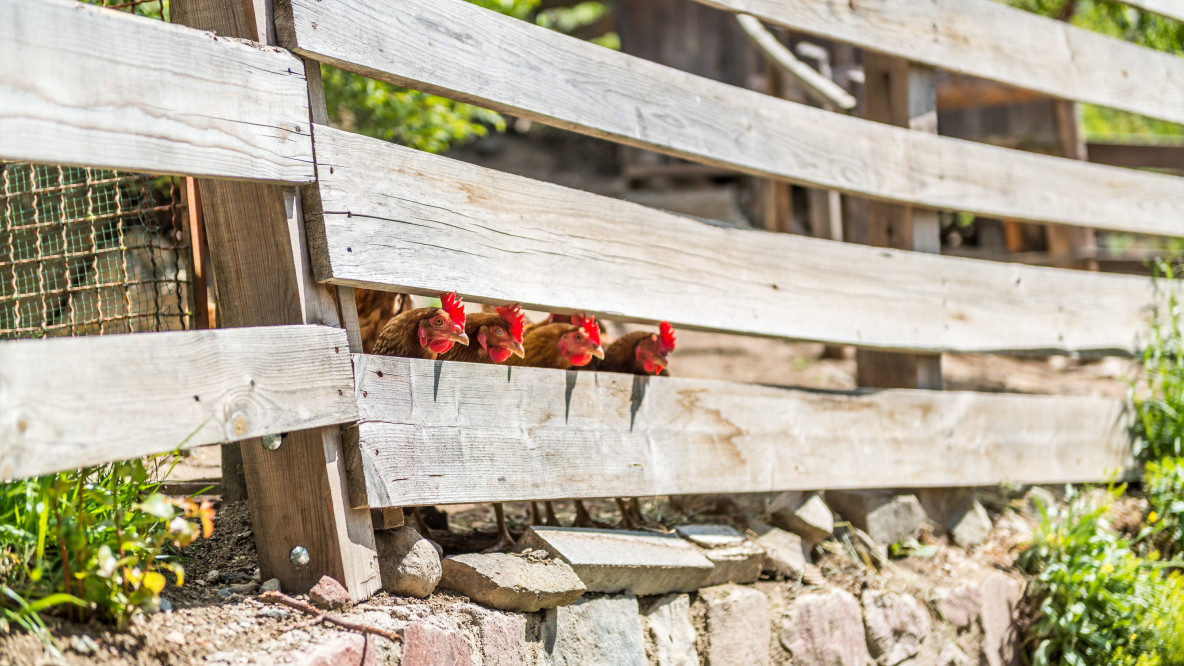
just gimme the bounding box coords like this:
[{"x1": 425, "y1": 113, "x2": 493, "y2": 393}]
[{"x1": 0, "y1": 163, "x2": 194, "y2": 339}]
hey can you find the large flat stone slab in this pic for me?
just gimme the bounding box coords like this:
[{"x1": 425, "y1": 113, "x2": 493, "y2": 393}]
[
  {"x1": 676, "y1": 525, "x2": 765, "y2": 586},
  {"x1": 516, "y1": 527, "x2": 715, "y2": 596},
  {"x1": 440, "y1": 552, "x2": 585, "y2": 612}
]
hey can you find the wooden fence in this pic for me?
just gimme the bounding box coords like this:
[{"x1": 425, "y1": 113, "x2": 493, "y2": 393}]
[{"x1": 2, "y1": 0, "x2": 1180, "y2": 598}]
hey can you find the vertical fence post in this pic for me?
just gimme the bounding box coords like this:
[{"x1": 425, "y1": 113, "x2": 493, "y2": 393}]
[
  {"x1": 855, "y1": 54, "x2": 941, "y2": 390},
  {"x1": 171, "y1": 0, "x2": 380, "y2": 599}
]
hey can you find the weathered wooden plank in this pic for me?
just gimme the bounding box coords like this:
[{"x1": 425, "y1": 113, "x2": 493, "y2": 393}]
[
  {"x1": 308, "y1": 126, "x2": 1156, "y2": 356},
  {"x1": 695, "y1": 0, "x2": 1184, "y2": 127},
  {"x1": 0, "y1": 326, "x2": 357, "y2": 480},
  {"x1": 1117, "y1": 0, "x2": 1184, "y2": 23},
  {"x1": 0, "y1": 0, "x2": 314, "y2": 183},
  {"x1": 278, "y1": 0, "x2": 1184, "y2": 236},
  {"x1": 347, "y1": 356, "x2": 1135, "y2": 507},
  {"x1": 173, "y1": 0, "x2": 379, "y2": 602}
]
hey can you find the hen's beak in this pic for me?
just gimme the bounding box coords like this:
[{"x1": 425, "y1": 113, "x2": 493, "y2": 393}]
[
  {"x1": 590, "y1": 344, "x2": 605, "y2": 360},
  {"x1": 448, "y1": 331, "x2": 470, "y2": 346},
  {"x1": 508, "y1": 339, "x2": 526, "y2": 358}
]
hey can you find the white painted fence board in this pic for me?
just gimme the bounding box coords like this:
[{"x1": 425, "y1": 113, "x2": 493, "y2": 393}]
[
  {"x1": 348, "y1": 356, "x2": 1135, "y2": 507},
  {"x1": 0, "y1": 0, "x2": 314, "y2": 183},
  {"x1": 696, "y1": 0, "x2": 1184, "y2": 127},
  {"x1": 0, "y1": 326, "x2": 357, "y2": 479},
  {"x1": 310, "y1": 126, "x2": 1157, "y2": 356},
  {"x1": 279, "y1": 0, "x2": 1184, "y2": 236}
]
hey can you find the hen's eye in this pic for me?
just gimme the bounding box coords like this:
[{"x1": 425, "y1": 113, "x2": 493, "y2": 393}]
[
  {"x1": 574, "y1": 333, "x2": 583, "y2": 341},
  {"x1": 493, "y1": 327, "x2": 504, "y2": 336},
  {"x1": 433, "y1": 317, "x2": 445, "y2": 327}
]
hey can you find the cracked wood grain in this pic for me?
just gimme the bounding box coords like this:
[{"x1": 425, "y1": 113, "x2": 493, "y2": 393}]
[
  {"x1": 0, "y1": 0, "x2": 314, "y2": 182},
  {"x1": 278, "y1": 0, "x2": 1184, "y2": 236},
  {"x1": 347, "y1": 355, "x2": 1136, "y2": 507},
  {"x1": 306, "y1": 125, "x2": 1159, "y2": 356},
  {"x1": 0, "y1": 326, "x2": 357, "y2": 480},
  {"x1": 695, "y1": 0, "x2": 1184, "y2": 127}
]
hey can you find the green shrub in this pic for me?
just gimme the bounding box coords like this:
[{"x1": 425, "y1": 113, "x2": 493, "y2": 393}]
[
  {"x1": 1020, "y1": 488, "x2": 1146, "y2": 665},
  {"x1": 1133, "y1": 262, "x2": 1184, "y2": 462},
  {"x1": 1143, "y1": 457, "x2": 1184, "y2": 559},
  {"x1": 0, "y1": 456, "x2": 214, "y2": 650}
]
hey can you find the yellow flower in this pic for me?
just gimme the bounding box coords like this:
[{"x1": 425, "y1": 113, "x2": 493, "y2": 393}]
[
  {"x1": 1102, "y1": 563, "x2": 1115, "y2": 574},
  {"x1": 1148, "y1": 511, "x2": 1159, "y2": 524}
]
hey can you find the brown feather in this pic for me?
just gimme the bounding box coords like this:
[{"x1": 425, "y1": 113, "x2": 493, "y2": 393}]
[
  {"x1": 372, "y1": 307, "x2": 442, "y2": 359},
  {"x1": 504, "y1": 322, "x2": 577, "y2": 369},
  {"x1": 438, "y1": 312, "x2": 512, "y2": 364},
  {"x1": 597, "y1": 330, "x2": 653, "y2": 374},
  {"x1": 355, "y1": 289, "x2": 411, "y2": 354}
]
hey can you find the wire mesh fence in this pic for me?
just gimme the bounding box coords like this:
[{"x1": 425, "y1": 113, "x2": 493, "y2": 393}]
[{"x1": 0, "y1": 163, "x2": 194, "y2": 339}]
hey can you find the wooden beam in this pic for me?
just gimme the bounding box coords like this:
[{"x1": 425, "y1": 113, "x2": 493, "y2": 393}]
[
  {"x1": 306, "y1": 125, "x2": 1157, "y2": 356},
  {"x1": 0, "y1": 0, "x2": 314, "y2": 183},
  {"x1": 736, "y1": 14, "x2": 856, "y2": 111},
  {"x1": 0, "y1": 326, "x2": 356, "y2": 480},
  {"x1": 1116, "y1": 0, "x2": 1184, "y2": 23},
  {"x1": 274, "y1": 0, "x2": 1184, "y2": 238},
  {"x1": 1087, "y1": 142, "x2": 1184, "y2": 171},
  {"x1": 172, "y1": 0, "x2": 379, "y2": 601},
  {"x1": 693, "y1": 0, "x2": 1184, "y2": 127},
  {"x1": 856, "y1": 55, "x2": 941, "y2": 389},
  {"x1": 346, "y1": 356, "x2": 1135, "y2": 507},
  {"x1": 1046, "y1": 100, "x2": 1098, "y2": 271}
]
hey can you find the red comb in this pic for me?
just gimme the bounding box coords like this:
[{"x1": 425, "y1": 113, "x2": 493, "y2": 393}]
[
  {"x1": 659, "y1": 321, "x2": 677, "y2": 352},
  {"x1": 496, "y1": 303, "x2": 526, "y2": 342},
  {"x1": 574, "y1": 313, "x2": 601, "y2": 346},
  {"x1": 440, "y1": 292, "x2": 465, "y2": 327}
]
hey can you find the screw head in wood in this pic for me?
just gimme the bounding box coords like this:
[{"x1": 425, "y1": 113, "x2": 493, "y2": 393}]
[
  {"x1": 290, "y1": 546, "x2": 310, "y2": 567},
  {"x1": 262, "y1": 434, "x2": 283, "y2": 451}
]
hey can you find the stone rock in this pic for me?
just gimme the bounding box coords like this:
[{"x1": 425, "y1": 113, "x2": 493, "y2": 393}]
[
  {"x1": 440, "y1": 552, "x2": 585, "y2": 612},
  {"x1": 205, "y1": 569, "x2": 221, "y2": 583},
  {"x1": 70, "y1": 635, "x2": 98, "y2": 656},
  {"x1": 862, "y1": 591, "x2": 930, "y2": 666},
  {"x1": 767, "y1": 492, "x2": 834, "y2": 544},
  {"x1": 1022, "y1": 487, "x2": 1058, "y2": 519},
  {"x1": 640, "y1": 594, "x2": 698, "y2": 666},
  {"x1": 828, "y1": 490, "x2": 927, "y2": 545},
  {"x1": 938, "y1": 642, "x2": 971, "y2": 666},
  {"x1": 699, "y1": 585, "x2": 771, "y2": 666},
  {"x1": 980, "y1": 573, "x2": 1024, "y2": 666},
  {"x1": 917, "y1": 488, "x2": 993, "y2": 547},
  {"x1": 228, "y1": 582, "x2": 258, "y2": 595},
  {"x1": 283, "y1": 633, "x2": 377, "y2": 666},
  {"x1": 516, "y1": 527, "x2": 714, "y2": 596},
  {"x1": 676, "y1": 525, "x2": 765, "y2": 586},
  {"x1": 932, "y1": 583, "x2": 982, "y2": 628},
  {"x1": 950, "y1": 500, "x2": 993, "y2": 547},
  {"x1": 401, "y1": 621, "x2": 473, "y2": 666},
  {"x1": 309, "y1": 575, "x2": 350, "y2": 610},
  {"x1": 259, "y1": 577, "x2": 282, "y2": 594},
  {"x1": 780, "y1": 589, "x2": 870, "y2": 666},
  {"x1": 376, "y1": 526, "x2": 442, "y2": 598},
  {"x1": 456, "y1": 603, "x2": 537, "y2": 666},
  {"x1": 751, "y1": 523, "x2": 808, "y2": 580},
  {"x1": 544, "y1": 593, "x2": 647, "y2": 666}
]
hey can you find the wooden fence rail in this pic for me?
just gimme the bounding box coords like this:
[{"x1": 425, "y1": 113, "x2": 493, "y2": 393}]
[
  {"x1": 695, "y1": 0, "x2": 1184, "y2": 127},
  {"x1": 276, "y1": 0, "x2": 1184, "y2": 237},
  {"x1": 347, "y1": 356, "x2": 1136, "y2": 508},
  {"x1": 309, "y1": 125, "x2": 1157, "y2": 356},
  {"x1": 0, "y1": 0, "x2": 315, "y2": 183},
  {"x1": 0, "y1": 325, "x2": 357, "y2": 479}
]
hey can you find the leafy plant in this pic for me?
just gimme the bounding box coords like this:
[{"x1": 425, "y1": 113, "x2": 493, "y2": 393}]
[
  {"x1": 0, "y1": 456, "x2": 214, "y2": 652},
  {"x1": 1133, "y1": 261, "x2": 1184, "y2": 462},
  {"x1": 1020, "y1": 487, "x2": 1147, "y2": 665},
  {"x1": 1143, "y1": 457, "x2": 1184, "y2": 559}
]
